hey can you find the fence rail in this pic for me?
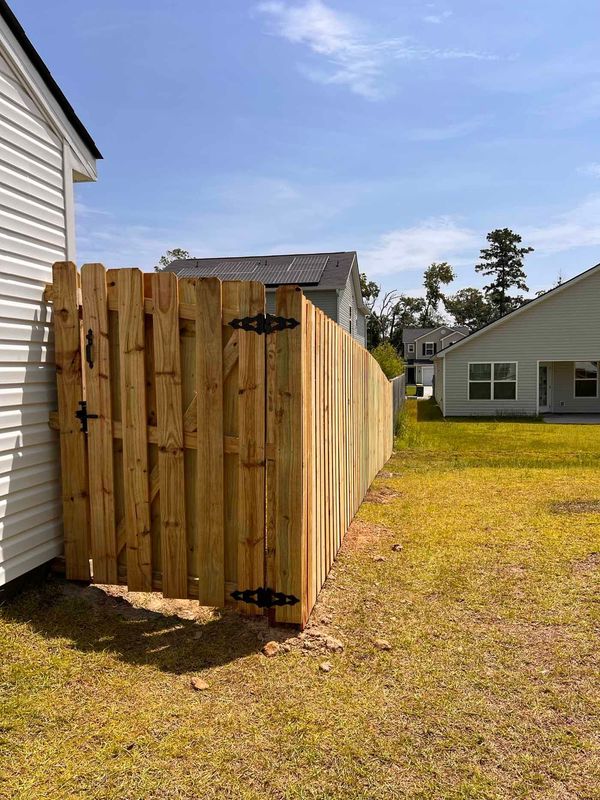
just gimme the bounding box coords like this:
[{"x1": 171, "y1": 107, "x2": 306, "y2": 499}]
[{"x1": 51, "y1": 266, "x2": 393, "y2": 626}]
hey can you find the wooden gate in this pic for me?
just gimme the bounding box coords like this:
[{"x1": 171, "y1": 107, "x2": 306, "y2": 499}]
[
  {"x1": 52, "y1": 262, "x2": 394, "y2": 626},
  {"x1": 52, "y1": 262, "x2": 272, "y2": 616}
]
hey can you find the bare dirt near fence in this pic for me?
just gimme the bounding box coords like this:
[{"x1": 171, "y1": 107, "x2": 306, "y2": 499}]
[{"x1": 1, "y1": 399, "x2": 599, "y2": 800}]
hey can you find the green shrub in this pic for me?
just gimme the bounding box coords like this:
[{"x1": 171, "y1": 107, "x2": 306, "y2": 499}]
[{"x1": 371, "y1": 342, "x2": 404, "y2": 379}]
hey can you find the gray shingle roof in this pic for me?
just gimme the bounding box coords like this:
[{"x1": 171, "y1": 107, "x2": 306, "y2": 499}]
[{"x1": 166, "y1": 251, "x2": 357, "y2": 289}]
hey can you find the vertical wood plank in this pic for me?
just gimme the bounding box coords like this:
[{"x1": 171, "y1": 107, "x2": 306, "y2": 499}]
[
  {"x1": 81, "y1": 263, "x2": 117, "y2": 584},
  {"x1": 272, "y1": 285, "x2": 304, "y2": 624},
  {"x1": 196, "y1": 277, "x2": 224, "y2": 606},
  {"x1": 52, "y1": 261, "x2": 90, "y2": 580},
  {"x1": 237, "y1": 281, "x2": 266, "y2": 615},
  {"x1": 152, "y1": 271, "x2": 187, "y2": 598},
  {"x1": 118, "y1": 269, "x2": 152, "y2": 591}
]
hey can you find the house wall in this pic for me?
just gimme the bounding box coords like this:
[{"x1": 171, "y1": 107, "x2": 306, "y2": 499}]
[
  {"x1": 414, "y1": 326, "x2": 457, "y2": 359},
  {"x1": 551, "y1": 362, "x2": 600, "y2": 413},
  {"x1": 0, "y1": 46, "x2": 67, "y2": 585},
  {"x1": 267, "y1": 288, "x2": 339, "y2": 322},
  {"x1": 336, "y1": 271, "x2": 366, "y2": 346},
  {"x1": 434, "y1": 358, "x2": 443, "y2": 407},
  {"x1": 441, "y1": 267, "x2": 600, "y2": 416}
]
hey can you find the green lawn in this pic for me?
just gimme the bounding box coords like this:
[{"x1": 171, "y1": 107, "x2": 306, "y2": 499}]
[
  {"x1": 405, "y1": 383, "x2": 417, "y2": 396},
  {"x1": 1, "y1": 400, "x2": 599, "y2": 799}
]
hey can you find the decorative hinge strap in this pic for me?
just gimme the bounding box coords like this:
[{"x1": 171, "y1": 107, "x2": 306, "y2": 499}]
[
  {"x1": 228, "y1": 313, "x2": 300, "y2": 335},
  {"x1": 230, "y1": 586, "x2": 300, "y2": 608}
]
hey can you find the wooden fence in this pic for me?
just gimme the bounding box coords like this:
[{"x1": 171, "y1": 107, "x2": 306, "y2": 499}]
[{"x1": 51, "y1": 265, "x2": 393, "y2": 626}]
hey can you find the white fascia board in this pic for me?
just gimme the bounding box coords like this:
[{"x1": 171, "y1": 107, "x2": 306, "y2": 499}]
[{"x1": 0, "y1": 19, "x2": 97, "y2": 181}]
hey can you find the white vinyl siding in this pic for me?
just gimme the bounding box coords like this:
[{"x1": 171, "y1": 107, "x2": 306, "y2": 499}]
[
  {"x1": 0, "y1": 47, "x2": 66, "y2": 586},
  {"x1": 440, "y1": 266, "x2": 600, "y2": 416}
]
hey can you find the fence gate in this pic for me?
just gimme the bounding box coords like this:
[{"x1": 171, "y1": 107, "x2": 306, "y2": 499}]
[{"x1": 52, "y1": 262, "x2": 301, "y2": 618}]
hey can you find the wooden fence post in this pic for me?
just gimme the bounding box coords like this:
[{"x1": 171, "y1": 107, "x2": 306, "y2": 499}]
[
  {"x1": 271, "y1": 286, "x2": 305, "y2": 625},
  {"x1": 52, "y1": 261, "x2": 90, "y2": 581}
]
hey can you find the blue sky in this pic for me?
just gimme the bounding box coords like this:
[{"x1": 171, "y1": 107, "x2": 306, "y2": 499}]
[{"x1": 13, "y1": 0, "x2": 600, "y2": 295}]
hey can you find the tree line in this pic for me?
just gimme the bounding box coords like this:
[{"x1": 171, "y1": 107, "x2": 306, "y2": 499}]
[{"x1": 362, "y1": 228, "x2": 536, "y2": 350}]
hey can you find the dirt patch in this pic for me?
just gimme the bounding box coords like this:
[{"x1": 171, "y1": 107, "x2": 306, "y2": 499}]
[
  {"x1": 343, "y1": 519, "x2": 396, "y2": 551},
  {"x1": 365, "y1": 486, "x2": 400, "y2": 504},
  {"x1": 571, "y1": 552, "x2": 600, "y2": 574},
  {"x1": 549, "y1": 500, "x2": 600, "y2": 514}
]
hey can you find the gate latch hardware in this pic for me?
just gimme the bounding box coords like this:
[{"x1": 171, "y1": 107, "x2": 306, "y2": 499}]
[
  {"x1": 230, "y1": 586, "x2": 300, "y2": 609},
  {"x1": 85, "y1": 329, "x2": 94, "y2": 369},
  {"x1": 75, "y1": 400, "x2": 98, "y2": 434},
  {"x1": 228, "y1": 313, "x2": 299, "y2": 335}
]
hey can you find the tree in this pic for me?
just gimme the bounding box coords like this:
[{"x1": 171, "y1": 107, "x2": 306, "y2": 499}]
[
  {"x1": 420, "y1": 262, "x2": 455, "y2": 326},
  {"x1": 475, "y1": 229, "x2": 533, "y2": 318},
  {"x1": 444, "y1": 287, "x2": 492, "y2": 330},
  {"x1": 371, "y1": 342, "x2": 404, "y2": 379},
  {"x1": 155, "y1": 248, "x2": 191, "y2": 272}
]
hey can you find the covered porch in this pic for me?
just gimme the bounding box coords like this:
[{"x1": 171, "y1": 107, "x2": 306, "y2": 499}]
[{"x1": 538, "y1": 360, "x2": 600, "y2": 415}]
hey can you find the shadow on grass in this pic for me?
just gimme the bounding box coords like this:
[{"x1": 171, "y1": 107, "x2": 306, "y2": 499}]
[{"x1": 1, "y1": 577, "x2": 277, "y2": 675}]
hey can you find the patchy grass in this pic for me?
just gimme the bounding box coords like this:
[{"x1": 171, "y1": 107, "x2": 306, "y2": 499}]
[
  {"x1": 406, "y1": 384, "x2": 417, "y2": 396},
  {"x1": 1, "y1": 400, "x2": 599, "y2": 799}
]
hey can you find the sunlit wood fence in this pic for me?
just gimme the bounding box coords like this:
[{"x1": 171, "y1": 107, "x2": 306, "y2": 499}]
[{"x1": 51, "y1": 265, "x2": 393, "y2": 626}]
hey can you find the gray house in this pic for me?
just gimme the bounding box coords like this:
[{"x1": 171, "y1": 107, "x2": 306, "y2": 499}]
[
  {"x1": 434, "y1": 262, "x2": 600, "y2": 416},
  {"x1": 402, "y1": 325, "x2": 468, "y2": 386},
  {"x1": 166, "y1": 251, "x2": 369, "y2": 346}
]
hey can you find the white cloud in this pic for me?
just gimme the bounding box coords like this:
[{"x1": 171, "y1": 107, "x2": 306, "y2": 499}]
[
  {"x1": 406, "y1": 116, "x2": 487, "y2": 142},
  {"x1": 257, "y1": 0, "x2": 497, "y2": 99},
  {"x1": 577, "y1": 162, "x2": 600, "y2": 178},
  {"x1": 423, "y1": 10, "x2": 452, "y2": 24},
  {"x1": 361, "y1": 217, "x2": 478, "y2": 276},
  {"x1": 524, "y1": 194, "x2": 600, "y2": 255}
]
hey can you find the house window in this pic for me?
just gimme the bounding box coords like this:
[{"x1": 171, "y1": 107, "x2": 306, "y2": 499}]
[
  {"x1": 468, "y1": 362, "x2": 517, "y2": 400},
  {"x1": 424, "y1": 342, "x2": 436, "y2": 356},
  {"x1": 574, "y1": 361, "x2": 598, "y2": 398},
  {"x1": 407, "y1": 343, "x2": 414, "y2": 354}
]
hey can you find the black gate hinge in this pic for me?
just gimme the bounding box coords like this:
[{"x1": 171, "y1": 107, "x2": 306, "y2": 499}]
[
  {"x1": 75, "y1": 400, "x2": 98, "y2": 434},
  {"x1": 230, "y1": 586, "x2": 300, "y2": 609},
  {"x1": 228, "y1": 313, "x2": 300, "y2": 335}
]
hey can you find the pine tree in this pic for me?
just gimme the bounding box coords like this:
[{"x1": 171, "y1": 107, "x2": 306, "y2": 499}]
[{"x1": 475, "y1": 229, "x2": 533, "y2": 318}]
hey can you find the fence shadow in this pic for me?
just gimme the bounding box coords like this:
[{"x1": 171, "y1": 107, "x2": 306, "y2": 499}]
[{"x1": 1, "y1": 578, "x2": 284, "y2": 675}]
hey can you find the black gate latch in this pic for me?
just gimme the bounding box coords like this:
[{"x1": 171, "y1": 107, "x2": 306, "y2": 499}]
[
  {"x1": 75, "y1": 400, "x2": 98, "y2": 434},
  {"x1": 230, "y1": 587, "x2": 300, "y2": 608},
  {"x1": 228, "y1": 313, "x2": 299, "y2": 335}
]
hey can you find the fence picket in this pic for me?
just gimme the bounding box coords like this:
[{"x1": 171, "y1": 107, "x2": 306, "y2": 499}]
[
  {"x1": 196, "y1": 278, "x2": 225, "y2": 606},
  {"x1": 81, "y1": 263, "x2": 117, "y2": 584},
  {"x1": 237, "y1": 281, "x2": 266, "y2": 615},
  {"x1": 52, "y1": 261, "x2": 90, "y2": 581},
  {"x1": 118, "y1": 268, "x2": 152, "y2": 591},
  {"x1": 152, "y1": 271, "x2": 187, "y2": 598}
]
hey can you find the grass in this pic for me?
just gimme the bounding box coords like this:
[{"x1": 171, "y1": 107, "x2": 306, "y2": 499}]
[
  {"x1": 1, "y1": 400, "x2": 599, "y2": 799},
  {"x1": 405, "y1": 384, "x2": 417, "y2": 396}
]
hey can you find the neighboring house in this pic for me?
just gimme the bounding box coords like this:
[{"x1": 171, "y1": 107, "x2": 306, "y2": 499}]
[
  {"x1": 434, "y1": 261, "x2": 600, "y2": 417},
  {"x1": 166, "y1": 251, "x2": 369, "y2": 346},
  {"x1": 402, "y1": 325, "x2": 468, "y2": 386},
  {"x1": 0, "y1": 1, "x2": 101, "y2": 590}
]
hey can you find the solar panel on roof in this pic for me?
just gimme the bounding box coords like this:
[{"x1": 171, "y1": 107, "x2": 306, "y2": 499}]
[{"x1": 171, "y1": 253, "x2": 330, "y2": 285}]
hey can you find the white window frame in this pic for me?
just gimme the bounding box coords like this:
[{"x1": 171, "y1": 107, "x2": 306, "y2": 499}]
[
  {"x1": 468, "y1": 361, "x2": 518, "y2": 401},
  {"x1": 573, "y1": 361, "x2": 598, "y2": 399},
  {"x1": 407, "y1": 343, "x2": 414, "y2": 354},
  {"x1": 424, "y1": 342, "x2": 435, "y2": 357}
]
